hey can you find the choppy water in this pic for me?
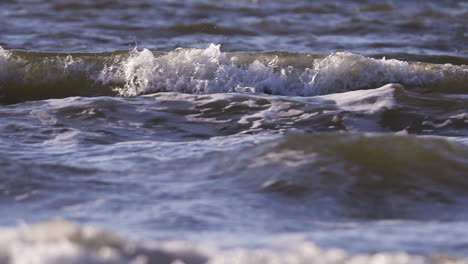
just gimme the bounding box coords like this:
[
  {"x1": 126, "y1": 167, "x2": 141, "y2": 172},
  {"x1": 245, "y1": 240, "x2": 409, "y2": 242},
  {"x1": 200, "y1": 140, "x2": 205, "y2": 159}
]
[{"x1": 1, "y1": 0, "x2": 468, "y2": 263}]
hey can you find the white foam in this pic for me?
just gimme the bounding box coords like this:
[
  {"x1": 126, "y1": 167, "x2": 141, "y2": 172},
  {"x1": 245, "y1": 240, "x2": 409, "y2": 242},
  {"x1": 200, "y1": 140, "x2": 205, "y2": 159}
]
[
  {"x1": 99, "y1": 44, "x2": 465, "y2": 97},
  {"x1": 0, "y1": 219, "x2": 206, "y2": 264},
  {"x1": 100, "y1": 44, "x2": 285, "y2": 96},
  {"x1": 321, "y1": 83, "x2": 400, "y2": 115},
  {"x1": 0, "y1": 46, "x2": 9, "y2": 59},
  {"x1": 1, "y1": 220, "x2": 466, "y2": 264},
  {"x1": 0, "y1": 46, "x2": 10, "y2": 83}
]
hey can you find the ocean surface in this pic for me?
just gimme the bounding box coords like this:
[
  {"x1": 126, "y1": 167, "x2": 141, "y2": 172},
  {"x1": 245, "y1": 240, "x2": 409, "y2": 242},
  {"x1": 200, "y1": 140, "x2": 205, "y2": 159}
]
[{"x1": 1, "y1": 0, "x2": 468, "y2": 263}]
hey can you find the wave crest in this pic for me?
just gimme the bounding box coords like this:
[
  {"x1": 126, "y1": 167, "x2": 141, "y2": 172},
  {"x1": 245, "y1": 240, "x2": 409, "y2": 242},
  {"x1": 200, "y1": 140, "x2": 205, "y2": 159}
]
[
  {"x1": 0, "y1": 45, "x2": 466, "y2": 103},
  {"x1": 103, "y1": 45, "x2": 467, "y2": 97}
]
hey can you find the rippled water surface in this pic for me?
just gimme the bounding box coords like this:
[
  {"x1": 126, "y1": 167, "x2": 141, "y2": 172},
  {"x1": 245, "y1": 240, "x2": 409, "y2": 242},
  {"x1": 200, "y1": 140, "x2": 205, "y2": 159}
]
[
  {"x1": 1, "y1": 0, "x2": 467, "y2": 56},
  {"x1": 0, "y1": 0, "x2": 468, "y2": 263}
]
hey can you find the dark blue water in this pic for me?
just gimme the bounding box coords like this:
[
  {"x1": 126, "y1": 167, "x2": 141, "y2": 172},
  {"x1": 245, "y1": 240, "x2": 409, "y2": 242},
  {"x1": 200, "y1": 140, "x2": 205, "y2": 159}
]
[{"x1": 0, "y1": 1, "x2": 468, "y2": 263}]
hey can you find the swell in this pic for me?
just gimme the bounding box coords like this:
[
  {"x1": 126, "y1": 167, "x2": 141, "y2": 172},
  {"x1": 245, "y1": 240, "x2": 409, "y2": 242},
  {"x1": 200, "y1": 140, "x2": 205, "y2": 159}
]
[
  {"x1": 0, "y1": 45, "x2": 467, "y2": 104},
  {"x1": 0, "y1": 48, "x2": 122, "y2": 104},
  {"x1": 238, "y1": 133, "x2": 468, "y2": 220},
  {"x1": 1, "y1": 84, "x2": 466, "y2": 151},
  {"x1": 5, "y1": 126, "x2": 468, "y2": 221}
]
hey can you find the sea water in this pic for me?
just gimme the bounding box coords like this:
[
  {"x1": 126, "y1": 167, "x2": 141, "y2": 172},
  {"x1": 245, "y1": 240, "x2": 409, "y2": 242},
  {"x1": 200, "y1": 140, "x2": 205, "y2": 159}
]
[{"x1": 0, "y1": 0, "x2": 468, "y2": 263}]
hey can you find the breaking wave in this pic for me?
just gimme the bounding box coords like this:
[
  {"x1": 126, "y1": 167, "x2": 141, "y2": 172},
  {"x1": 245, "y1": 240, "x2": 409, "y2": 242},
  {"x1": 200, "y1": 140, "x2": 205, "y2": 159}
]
[{"x1": 0, "y1": 45, "x2": 466, "y2": 103}]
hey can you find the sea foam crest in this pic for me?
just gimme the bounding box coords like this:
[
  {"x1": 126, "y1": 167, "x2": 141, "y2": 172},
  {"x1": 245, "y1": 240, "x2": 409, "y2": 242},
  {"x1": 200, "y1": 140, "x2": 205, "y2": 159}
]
[
  {"x1": 102, "y1": 44, "x2": 284, "y2": 96},
  {"x1": 311, "y1": 53, "x2": 410, "y2": 93},
  {"x1": 0, "y1": 46, "x2": 10, "y2": 83},
  {"x1": 0, "y1": 46, "x2": 9, "y2": 59},
  {"x1": 100, "y1": 44, "x2": 458, "y2": 97}
]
